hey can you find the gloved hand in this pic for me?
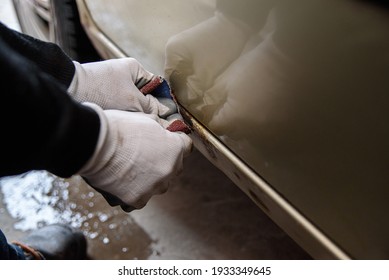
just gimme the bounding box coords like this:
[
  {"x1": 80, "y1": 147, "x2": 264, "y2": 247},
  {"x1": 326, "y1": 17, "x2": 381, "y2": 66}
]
[
  {"x1": 68, "y1": 58, "x2": 170, "y2": 116},
  {"x1": 78, "y1": 103, "x2": 192, "y2": 211}
]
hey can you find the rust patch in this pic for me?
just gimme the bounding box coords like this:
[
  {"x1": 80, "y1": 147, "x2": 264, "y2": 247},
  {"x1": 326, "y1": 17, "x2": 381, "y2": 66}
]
[{"x1": 179, "y1": 106, "x2": 217, "y2": 160}]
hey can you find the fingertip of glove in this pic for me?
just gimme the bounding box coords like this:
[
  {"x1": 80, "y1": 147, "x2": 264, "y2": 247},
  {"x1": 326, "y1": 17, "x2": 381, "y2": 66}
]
[
  {"x1": 157, "y1": 98, "x2": 178, "y2": 118},
  {"x1": 167, "y1": 122, "x2": 193, "y2": 157}
]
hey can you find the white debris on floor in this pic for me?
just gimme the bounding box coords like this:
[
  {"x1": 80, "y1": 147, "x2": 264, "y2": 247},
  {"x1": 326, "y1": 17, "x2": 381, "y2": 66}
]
[{"x1": 0, "y1": 171, "x2": 85, "y2": 231}]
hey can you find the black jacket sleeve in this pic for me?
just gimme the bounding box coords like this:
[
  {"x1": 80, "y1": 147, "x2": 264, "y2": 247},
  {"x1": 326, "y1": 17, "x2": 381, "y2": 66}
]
[
  {"x1": 0, "y1": 22, "x2": 75, "y2": 86},
  {"x1": 0, "y1": 23, "x2": 100, "y2": 178}
]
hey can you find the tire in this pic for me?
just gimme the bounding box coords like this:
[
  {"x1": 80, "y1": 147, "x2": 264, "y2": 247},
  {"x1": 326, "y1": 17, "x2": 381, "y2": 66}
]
[{"x1": 50, "y1": 0, "x2": 100, "y2": 62}]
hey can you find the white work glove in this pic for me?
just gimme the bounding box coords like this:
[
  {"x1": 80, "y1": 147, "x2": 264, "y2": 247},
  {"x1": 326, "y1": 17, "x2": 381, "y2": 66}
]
[
  {"x1": 78, "y1": 103, "x2": 192, "y2": 211},
  {"x1": 68, "y1": 58, "x2": 170, "y2": 116}
]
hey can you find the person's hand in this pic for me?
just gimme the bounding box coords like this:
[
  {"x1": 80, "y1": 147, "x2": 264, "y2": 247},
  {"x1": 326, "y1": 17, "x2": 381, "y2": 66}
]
[
  {"x1": 68, "y1": 58, "x2": 170, "y2": 116},
  {"x1": 78, "y1": 103, "x2": 192, "y2": 212}
]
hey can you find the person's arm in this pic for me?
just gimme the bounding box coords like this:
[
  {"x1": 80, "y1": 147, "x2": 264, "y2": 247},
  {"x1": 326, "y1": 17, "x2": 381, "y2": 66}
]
[
  {"x1": 0, "y1": 22, "x2": 75, "y2": 86},
  {"x1": 0, "y1": 22, "x2": 174, "y2": 117},
  {"x1": 0, "y1": 35, "x2": 99, "y2": 178},
  {"x1": 0, "y1": 30, "x2": 192, "y2": 211}
]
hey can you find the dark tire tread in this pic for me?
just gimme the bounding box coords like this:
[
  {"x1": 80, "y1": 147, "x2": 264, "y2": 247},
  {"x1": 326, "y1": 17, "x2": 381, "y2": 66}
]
[{"x1": 51, "y1": 0, "x2": 100, "y2": 62}]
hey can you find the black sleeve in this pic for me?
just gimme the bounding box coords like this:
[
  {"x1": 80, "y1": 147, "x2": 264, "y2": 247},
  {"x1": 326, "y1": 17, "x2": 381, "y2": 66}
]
[
  {"x1": 0, "y1": 26, "x2": 100, "y2": 178},
  {"x1": 0, "y1": 22, "x2": 75, "y2": 87}
]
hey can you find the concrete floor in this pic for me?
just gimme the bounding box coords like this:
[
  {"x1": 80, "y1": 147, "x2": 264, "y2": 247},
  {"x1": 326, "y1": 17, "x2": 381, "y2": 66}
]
[
  {"x1": 1, "y1": 149, "x2": 311, "y2": 260},
  {"x1": 0, "y1": 1, "x2": 310, "y2": 260}
]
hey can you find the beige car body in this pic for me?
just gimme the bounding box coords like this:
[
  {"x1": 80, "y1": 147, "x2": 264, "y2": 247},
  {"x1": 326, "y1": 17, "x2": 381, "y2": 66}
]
[{"x1": 13, "y1": 0, "x2": 389, "y2": 259}]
